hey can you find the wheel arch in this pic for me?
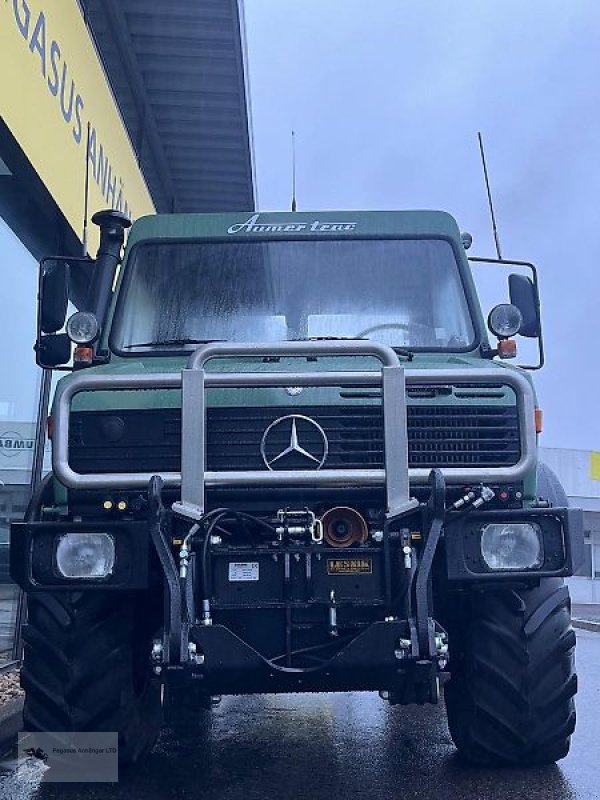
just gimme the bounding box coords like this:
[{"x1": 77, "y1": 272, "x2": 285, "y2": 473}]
[{"x1": 536, "y1": 461, "x2": 569, "y2": 507}]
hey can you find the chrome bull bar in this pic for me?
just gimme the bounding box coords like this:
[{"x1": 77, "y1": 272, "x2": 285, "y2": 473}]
[{"x1": 52, "y1": 341, "x2": 537, "y2": 520}]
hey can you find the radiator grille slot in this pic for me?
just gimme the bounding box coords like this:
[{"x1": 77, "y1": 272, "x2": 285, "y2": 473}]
[{"x1": 69, "y1": 401, "x2": 521, "y2": 474}]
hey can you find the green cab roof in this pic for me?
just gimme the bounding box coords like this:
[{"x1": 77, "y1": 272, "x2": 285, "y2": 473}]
[{"x1": 127, "y1": 209, "x2": 464, "y2": 246}]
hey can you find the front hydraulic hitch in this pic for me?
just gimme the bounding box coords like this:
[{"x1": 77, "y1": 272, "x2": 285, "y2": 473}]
[
  {"x1": 414, "y1": 469, "x2": 446, "y2": 660},
  {"x1": 148, "y1": 475, "x2": 182, "y2": 665}
]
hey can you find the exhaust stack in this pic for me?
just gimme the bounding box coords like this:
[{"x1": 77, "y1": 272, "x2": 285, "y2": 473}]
[{"x1": 88, "y1": 209, "x2": 131, "y2": 325}]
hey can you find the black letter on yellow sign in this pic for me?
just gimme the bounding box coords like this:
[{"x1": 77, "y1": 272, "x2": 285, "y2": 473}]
[
  {"x1": 72, "y1": 94, "x2": 84, "y2": 144},
  {"x1": 29, "y1": 11, "x2": 46, "y2": 77},
  {"x1": 47, "y1": 39, "x2": 61, "y2": 96},
  {"x1": 60, "y1": 61, "x2": 75, "y2": 123},
  {"x1": 13, "y1": 0, "x2": 30, "y2": 39}
]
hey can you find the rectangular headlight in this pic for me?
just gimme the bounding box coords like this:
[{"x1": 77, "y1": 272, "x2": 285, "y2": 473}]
[
  {"x1": 55, "y1": 533, "x2": 115, "y2": 579},
  {"x1": 480, "y1": 522, "x2": 543, "y2": 571}
]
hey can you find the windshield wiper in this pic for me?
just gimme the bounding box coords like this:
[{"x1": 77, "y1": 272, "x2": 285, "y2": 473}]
[
  {"x1": 122, "y1": 338, "x2": 224, "y2": 349},
  {"x1": 295, "y1": 336, "x2": 414, "y2": 360},
  {"x1": 302, "y1": 336, "x2": 365, "y2": 340},
  {"x1": 122, "y1": 336, "x2": 415, "y2": 361}
]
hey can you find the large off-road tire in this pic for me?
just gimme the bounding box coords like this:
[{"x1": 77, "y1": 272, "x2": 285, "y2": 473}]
[
  {"x1": 21, "y1": 591, "x2": 162, "y2": 765},
  {"x1": 444, "y1": 578, "x2": 577, "y2": 766}
]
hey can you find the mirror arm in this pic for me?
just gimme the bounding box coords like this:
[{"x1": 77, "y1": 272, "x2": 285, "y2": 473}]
[
  {"x1": 479, "y1": 342, "x2": 496, "y2": 359},
  {"x1": 469, "y1": 256, "x2": 545, "y2": 370}
]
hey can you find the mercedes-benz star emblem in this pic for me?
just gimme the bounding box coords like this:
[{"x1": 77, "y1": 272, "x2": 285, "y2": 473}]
[{"x1": 260, "y1": 415, "x2": 328, "y2": 471}]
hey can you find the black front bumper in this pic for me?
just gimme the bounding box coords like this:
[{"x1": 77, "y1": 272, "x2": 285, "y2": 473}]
[
  {"x1": 10, "y1": 505, "x2": 582, "y2": 595},
  {"x1": 187, "y1": 620, "x2": 435, "y2": 698},
  {"x1": 9, "y1": 484, "x2": 584, "y2": 703}
]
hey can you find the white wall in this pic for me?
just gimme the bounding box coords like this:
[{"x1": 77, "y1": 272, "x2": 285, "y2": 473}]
[
  {"x1": 541, "y1": 448, "x2": 600, "y2": 604},
  {"x1": 540, "y1": 447, "x2": 600, "y2": 512}
]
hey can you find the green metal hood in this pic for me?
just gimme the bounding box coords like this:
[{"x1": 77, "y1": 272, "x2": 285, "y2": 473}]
[{"x1": 57, "y1": 353, "x2": 536, "y2": 413}]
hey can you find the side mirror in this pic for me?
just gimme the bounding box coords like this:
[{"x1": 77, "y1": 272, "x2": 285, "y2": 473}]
[
  {"x1": 39, "y1": 259, "x2": 69, "y2": 333},
  {"x1": 509, "y1": 273, "x2": 540, "y2": 338},
  {"x1": 36, "y1": 334, "x2": 72, "y2": 368}
]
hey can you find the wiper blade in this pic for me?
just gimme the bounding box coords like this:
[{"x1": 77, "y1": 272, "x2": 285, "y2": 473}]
[
  {"x1": 294, "y1": 336, "x2": 414, "y2": 360},
  {"x1": 393, "y1": 347, "x2": 414, "y2": 361},
  {"x1": 302, "y1": 336, "x2": 366, "y2": 341},
  {"x1": 122, "y1": 338, "x2": 224, "y2": 349}
]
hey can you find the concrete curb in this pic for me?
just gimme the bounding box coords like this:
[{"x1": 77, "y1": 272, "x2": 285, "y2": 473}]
[
  {"x1": 0, "y1": 696, "x2": 23, "y2": 754},
  {"x1": 573, "y1": 618, "x2": 600, "y2": 633}
]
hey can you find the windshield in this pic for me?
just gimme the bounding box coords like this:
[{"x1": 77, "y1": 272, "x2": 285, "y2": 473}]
[{"x1": 111, "y1": 238, "x2": 475, "y2": 352}]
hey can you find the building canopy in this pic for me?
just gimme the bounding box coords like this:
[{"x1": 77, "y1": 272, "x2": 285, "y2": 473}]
[{"x1": 82, "y1": 0, "x2": 255, "y2": 213}]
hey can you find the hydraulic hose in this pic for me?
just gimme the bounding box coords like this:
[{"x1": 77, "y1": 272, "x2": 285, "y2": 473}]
[{"x1": 180, "y1": 508, "x2": 277, "y2": 626}]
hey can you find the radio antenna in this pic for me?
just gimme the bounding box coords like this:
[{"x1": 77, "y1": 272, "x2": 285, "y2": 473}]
[
  {"x1": 291, "y1": 130, "x2": 297, "y2": 212},
  {"x1": 477, "y1": 131, "x2": 503, "y2": 260},
  {"x1": 82, "y1": 121, "x2": 91, "y2": 256}
]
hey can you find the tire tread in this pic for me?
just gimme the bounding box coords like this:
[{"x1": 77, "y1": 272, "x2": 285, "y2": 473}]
[
  {"x1": 445, "y1": 578, "x2": 577, "y2": 766},
  {"x1": 21, "y1": 592, "x2": 161, "y2": 765}
]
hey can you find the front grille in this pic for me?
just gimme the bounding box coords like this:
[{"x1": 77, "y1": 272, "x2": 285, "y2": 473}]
[
  {"x1": 69, "y1": 402, "x2": 521, "y2": 474},
  {"x1": 407, "y1": 406, "x2": 520, "y2": 466}
]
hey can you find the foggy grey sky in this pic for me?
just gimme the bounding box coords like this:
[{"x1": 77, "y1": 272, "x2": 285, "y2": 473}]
[{"x1": 244, "y1": 0, "x2": 600, "y2": 451}]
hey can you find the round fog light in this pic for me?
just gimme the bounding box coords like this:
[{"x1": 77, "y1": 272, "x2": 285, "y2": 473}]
[
  {"x1": 55, "y1": 533, "x2": 115, "y2": 578},
  {"x1": 480, "y1": 523, "x2": 543, "y2": 571},
  {"x1": 487, "y1": 304, "x2": 523, "y2": 339},
  {"x1": 66, "y1": 311, "x2": 100, "y2": 345}
]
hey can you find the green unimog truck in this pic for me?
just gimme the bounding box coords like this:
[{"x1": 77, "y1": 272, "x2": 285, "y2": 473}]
[{"x1": 11, "y1": 208, "x2": 582, "y2": 766}]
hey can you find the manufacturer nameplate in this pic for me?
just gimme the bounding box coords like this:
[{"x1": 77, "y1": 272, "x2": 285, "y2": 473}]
[
  {"x1": 228, "y1": 562, "x2": 260, "y2": 582},
  {"x1": 327, "y1": 558, "x2": 373, "y2": 575}
]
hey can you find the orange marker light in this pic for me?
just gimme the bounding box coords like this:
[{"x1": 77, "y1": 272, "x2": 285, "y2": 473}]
[
  {"x1": 74, "y1": 346, "x2": 93, "y2": 364},
  {"x1": 497, "y1": 339, "x2": 517, "y2": 359},
  {"x1": 46, "y1": 416, "x2": 54, "y2": 440},
  {"x1": 535, "y1": 408, "x2": 543, "y2": 434}
]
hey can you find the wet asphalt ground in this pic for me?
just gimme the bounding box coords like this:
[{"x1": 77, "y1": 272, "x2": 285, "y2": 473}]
[{"x1": 0, "y1": 629, "x2": 598, "y2": 800}]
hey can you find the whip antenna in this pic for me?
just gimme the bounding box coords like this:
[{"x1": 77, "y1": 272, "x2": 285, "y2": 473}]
[
  {"x1": 82, "y1": 121, "x2": 91, "y2": 256},
  {"x1": 291, "y1": 130, "x2": 297, "y2": 212},
  {"x1": 477, "y1": 131, "x2": 502, "y2": 259}
]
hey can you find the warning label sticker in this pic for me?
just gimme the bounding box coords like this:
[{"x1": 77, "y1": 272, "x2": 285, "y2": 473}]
[{"x1": 228, "y1": 562, "x2": 260, "y2": 582}]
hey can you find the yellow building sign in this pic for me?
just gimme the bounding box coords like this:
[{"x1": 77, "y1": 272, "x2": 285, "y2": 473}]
[
  {"x1": 591, "y1": 452, "x2": 600, "y2": 481},
  {"x1": 0, "y1": 0, "x2": 155, "y2": 251}
]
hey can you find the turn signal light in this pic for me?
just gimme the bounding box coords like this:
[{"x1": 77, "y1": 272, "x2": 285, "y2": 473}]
[
  {"x1": 74, "y1": 345, "x2": 93, "y2": 365},
  {"x1": 535, "y1": 408, "x2": 543, "y2": 434},
  {"x1": 497, "y1": 339, "x2": 517, "y2": 359}
]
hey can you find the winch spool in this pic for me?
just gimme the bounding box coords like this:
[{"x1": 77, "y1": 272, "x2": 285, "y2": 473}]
[{"x1": 321, "y1": 507, "x2": 368, "y2": 548}]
